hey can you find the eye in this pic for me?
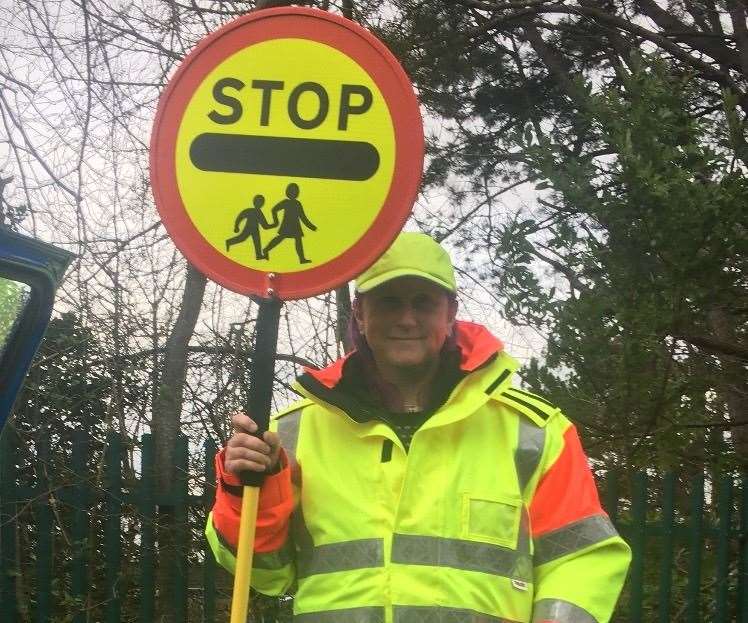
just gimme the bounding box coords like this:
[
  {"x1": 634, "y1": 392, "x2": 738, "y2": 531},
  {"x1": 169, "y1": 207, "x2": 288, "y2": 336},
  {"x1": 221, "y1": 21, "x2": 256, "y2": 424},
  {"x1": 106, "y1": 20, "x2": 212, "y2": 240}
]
[
  {"x1": 413, "y1": 295, "x2": 437, "y2": 312},
  {"x1": 375, "y1": 296, "x2": 401, "y2": 311}
]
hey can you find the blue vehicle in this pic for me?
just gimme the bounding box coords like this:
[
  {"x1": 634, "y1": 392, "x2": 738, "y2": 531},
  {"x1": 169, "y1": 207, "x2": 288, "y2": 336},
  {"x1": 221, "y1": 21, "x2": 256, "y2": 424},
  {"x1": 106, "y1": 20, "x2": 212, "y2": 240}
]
[{"x1": 0, "y1": 228, "x2": 73, "y2": 429}]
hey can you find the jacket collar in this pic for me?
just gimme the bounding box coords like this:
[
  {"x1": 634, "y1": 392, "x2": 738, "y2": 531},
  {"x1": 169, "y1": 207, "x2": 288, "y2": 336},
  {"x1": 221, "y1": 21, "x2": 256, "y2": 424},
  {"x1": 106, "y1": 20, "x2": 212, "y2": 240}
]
[{"x1": 302, "y1": 320, "x2": 504, "y2": 390}]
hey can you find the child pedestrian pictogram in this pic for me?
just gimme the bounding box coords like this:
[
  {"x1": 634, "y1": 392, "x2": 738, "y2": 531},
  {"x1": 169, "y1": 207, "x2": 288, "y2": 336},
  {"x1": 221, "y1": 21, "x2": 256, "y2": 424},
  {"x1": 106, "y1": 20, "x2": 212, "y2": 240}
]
[
  {"x1": 263, "y1": 183, "x2": 317, "y2": 264},
  {"x1": 225, "y1": 194, "x2": 272, "y2": 260},
  {"x1": 225, "y1": 184, "x2": 317, "y2": 265}
]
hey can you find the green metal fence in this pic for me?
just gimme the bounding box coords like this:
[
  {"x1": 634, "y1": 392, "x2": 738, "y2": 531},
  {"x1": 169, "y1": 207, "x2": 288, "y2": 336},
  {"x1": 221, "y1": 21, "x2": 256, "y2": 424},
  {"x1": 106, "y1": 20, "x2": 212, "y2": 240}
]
[{"x1": 0, "y1": 429, "x2": 746, "y2": 622}]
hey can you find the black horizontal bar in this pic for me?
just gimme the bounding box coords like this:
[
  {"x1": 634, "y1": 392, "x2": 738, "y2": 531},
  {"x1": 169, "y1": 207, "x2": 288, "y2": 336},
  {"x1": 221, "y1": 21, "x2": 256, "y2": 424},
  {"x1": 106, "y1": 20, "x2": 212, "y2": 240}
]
[{"x1": 190, "y1": 133, "x2": 380, "y2": 181}]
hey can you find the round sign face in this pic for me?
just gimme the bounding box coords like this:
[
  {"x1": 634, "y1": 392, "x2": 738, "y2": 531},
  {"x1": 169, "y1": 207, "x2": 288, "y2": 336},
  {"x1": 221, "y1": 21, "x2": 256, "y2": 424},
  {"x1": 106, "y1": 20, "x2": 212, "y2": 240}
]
[{"x1": 151, "y1": 7, "x2": 423, "y2": 299}]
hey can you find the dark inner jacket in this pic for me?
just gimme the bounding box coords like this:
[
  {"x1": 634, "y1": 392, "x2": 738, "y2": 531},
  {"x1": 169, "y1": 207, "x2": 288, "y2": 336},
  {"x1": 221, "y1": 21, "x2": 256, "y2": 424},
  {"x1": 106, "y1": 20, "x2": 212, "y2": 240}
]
[{"x1": 296, "y1": 342, "x2": 487, "y2": 451}]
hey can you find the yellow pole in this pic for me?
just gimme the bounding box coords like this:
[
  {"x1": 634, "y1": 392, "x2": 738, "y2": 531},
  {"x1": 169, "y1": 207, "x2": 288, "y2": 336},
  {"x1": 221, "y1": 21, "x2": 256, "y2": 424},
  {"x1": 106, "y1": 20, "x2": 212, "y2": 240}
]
[{"x1": 229, "y1": 485, "x2": 260, "y2": 623}]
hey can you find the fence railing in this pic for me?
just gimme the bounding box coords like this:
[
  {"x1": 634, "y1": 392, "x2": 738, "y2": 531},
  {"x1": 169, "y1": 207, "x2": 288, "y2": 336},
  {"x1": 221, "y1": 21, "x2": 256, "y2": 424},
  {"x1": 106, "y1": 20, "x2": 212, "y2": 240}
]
[{"x1": 0, "y1": 429, "x2": 746, "y2": 622}]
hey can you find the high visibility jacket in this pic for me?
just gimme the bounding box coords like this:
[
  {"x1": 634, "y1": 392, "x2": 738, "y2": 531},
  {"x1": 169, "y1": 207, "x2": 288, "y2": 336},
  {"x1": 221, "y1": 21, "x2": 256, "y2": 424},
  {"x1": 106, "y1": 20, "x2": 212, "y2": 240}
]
[{"x1": 206, "y1": 321, "x2": 631, "y2": 623}]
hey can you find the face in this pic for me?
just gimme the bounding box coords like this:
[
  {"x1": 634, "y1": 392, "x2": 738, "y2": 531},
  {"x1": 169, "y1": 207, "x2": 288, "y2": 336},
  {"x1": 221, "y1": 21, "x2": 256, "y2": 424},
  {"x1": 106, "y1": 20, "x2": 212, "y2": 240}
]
[{"x1": 354, "y1": 276, "x2": 457, "y2": 377}]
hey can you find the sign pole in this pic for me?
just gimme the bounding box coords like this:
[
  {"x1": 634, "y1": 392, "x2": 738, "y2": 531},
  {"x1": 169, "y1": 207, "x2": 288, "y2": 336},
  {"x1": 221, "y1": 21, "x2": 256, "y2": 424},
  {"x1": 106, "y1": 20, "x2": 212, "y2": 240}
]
[{"x1": 230, "y1": 296, "x2": 282, "y2": 623}]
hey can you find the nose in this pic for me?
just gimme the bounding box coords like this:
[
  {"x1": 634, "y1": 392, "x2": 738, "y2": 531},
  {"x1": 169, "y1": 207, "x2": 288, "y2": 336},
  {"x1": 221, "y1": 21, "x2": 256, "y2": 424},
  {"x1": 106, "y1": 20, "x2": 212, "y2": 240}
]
[{"x1": 395, "y1": 302, "x2": 418, "y2": 327}]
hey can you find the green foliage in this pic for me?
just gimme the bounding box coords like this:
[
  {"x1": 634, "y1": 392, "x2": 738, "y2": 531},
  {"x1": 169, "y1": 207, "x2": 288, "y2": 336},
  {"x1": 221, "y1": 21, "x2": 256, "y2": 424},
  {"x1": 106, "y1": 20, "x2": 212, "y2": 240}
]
[
  {"x1": 2, "y1": 313, "x2": 137, "y2": 619},
  {"x1": 13, "y1": 311, "x2": 112, "y2": 442},
  {"x1": 514, "y1": 57, "x2": 747, "y2": 469},
  {"x1": 0, "y1": 277, "x2": 28, "y2": 355}
]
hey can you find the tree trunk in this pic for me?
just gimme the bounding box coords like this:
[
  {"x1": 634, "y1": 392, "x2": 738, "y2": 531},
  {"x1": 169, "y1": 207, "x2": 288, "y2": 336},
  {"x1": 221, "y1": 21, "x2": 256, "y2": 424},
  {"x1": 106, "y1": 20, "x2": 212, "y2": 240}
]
[
  {"x1": 151, "y1": 262, "x2": 206, "y2": 622},
  {"x1": 708, "y1": 307, "x2": 748, "y2": 468}
]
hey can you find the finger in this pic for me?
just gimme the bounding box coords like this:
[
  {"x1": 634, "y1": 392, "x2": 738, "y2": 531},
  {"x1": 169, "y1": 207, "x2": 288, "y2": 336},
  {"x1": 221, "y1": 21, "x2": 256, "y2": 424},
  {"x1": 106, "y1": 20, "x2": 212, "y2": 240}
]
[
  {"x1": 228, "y1": 446, "x2": 274, "y2": 466},
  {"x1": 226, "y1": 447, "x2": 274, "y2": 472},
  {"x1": 227, "y1": 432, "x2": 271, "y2": 454},
  {"x1": 226, "y1": 457, "x2": 270, "y2": 473},
  {"x1": 262, "y1": 430, "x2": 280, "y2": 450},
  {"x1": 231, "y1": 412, "x2": 258, "y2": 434}
]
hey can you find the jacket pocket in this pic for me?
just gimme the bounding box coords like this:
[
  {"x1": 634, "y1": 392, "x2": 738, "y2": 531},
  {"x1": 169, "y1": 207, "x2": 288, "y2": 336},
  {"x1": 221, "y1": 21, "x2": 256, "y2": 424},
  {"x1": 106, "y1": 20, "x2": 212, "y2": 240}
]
[{"x1": 461, "y1": 493, "x2": 522, "y2": 549}]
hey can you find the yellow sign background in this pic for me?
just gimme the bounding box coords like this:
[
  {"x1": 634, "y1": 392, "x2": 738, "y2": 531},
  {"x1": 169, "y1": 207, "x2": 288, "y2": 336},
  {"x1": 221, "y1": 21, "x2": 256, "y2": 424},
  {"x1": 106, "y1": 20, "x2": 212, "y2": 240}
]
[{"x1": 175, "y1": 38, "x2": 395, "y2": 273}]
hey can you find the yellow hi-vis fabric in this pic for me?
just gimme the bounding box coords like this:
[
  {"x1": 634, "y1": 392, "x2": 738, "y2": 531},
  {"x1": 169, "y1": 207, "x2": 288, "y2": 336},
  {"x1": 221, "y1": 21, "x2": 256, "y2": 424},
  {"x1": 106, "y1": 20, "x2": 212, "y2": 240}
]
[{"x1": 206, "y1": 350, "x2": 631, "y2": 623}]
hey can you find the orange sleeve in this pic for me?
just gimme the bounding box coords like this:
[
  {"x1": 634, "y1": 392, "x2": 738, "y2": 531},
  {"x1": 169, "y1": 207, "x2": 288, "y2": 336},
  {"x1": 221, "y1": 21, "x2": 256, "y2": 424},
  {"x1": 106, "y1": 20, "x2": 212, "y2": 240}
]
[
  {"x1": 529, "y1": 425, "x2": 607, "y2": 537},
  {"x1": 211, "y1": 448, "x2": 295, "y2": 553}
]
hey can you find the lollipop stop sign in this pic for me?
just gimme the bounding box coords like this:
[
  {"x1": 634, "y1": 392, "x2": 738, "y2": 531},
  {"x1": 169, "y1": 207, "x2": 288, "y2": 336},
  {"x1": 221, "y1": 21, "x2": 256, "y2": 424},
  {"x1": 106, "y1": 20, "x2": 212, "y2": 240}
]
[{"x1": 151, "y1": 6, "x2": 424, "y2": 300}]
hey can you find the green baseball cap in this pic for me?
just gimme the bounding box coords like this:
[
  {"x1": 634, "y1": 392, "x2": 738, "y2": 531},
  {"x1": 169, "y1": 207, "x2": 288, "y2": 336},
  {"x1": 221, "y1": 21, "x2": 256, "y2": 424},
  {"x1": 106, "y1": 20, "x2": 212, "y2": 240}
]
[{"x1": 355, "y1": 232, "x2": 456, "y2": 294}]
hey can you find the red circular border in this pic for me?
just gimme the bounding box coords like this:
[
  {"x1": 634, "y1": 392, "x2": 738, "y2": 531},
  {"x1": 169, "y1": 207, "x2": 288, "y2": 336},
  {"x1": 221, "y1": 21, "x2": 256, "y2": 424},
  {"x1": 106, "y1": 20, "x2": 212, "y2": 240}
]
[{"x1": 150, "y1": 7, "x2": 423, "y2": 300}]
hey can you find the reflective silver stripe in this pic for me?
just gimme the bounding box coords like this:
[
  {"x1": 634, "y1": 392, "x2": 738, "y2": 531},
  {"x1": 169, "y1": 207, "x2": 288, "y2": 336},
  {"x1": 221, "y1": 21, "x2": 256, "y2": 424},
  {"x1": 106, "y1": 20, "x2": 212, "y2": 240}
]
[
  {"x1": 517, "y1": 506, "x2": 531, "y2": 567},
  {"x1": 532, "y1": 599, "x2": 598, "y2": 623},
  {"x1": 391, "y1": 534, "x2": 532, "y2": 582},
  {"x1": 394, "y1": 606, "x2": 520, "y2": 623},
  {"x1": 514, "y1": 416, "x2": 545, "y2": 492},
  {"x1": 291, "y1": 503, "x2": 314, "y2": 556},
  {"x1": 294, "y1": 607, "x2": 385, "y2": 622},
  {"x1": 253, "y1": 542, "x2": 294, "y2": 570},
  {"x1": 534, "y1": 514, "x2": 618, "y2": 565},
  {"x1": 277, "y1": 409, "x2": 305, "y2": 571},
  {"x1": 277, "y1": 408, "x2": 302, "y2": 458},
  {"x1": 298, "y1": 538, "x2": 384, "y2": 578}
]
